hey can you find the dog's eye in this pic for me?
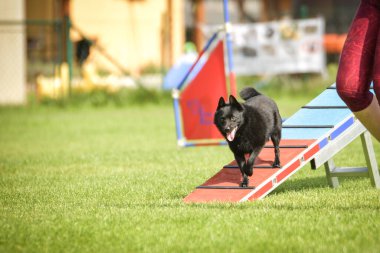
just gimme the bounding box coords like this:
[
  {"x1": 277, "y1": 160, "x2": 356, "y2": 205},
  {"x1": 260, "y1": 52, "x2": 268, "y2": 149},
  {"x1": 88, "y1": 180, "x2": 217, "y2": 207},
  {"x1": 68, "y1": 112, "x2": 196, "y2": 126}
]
[{"x1": 220, "y1": 118, "x2": 225, "y2": 123}]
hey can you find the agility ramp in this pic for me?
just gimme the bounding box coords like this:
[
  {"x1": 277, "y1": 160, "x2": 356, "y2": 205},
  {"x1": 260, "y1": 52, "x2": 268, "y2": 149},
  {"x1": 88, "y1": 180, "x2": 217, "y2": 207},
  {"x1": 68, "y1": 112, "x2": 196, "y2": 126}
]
[{"x1": 184, "y1": 84, "x2": 380, "y2": 203}]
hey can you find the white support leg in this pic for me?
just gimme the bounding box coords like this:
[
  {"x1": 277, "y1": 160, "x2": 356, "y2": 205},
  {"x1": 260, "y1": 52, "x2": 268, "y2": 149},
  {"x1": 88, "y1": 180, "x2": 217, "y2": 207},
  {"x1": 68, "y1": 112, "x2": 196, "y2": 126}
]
[
  {"x1": 324, "y1": 159, "x2": 340, "y2": 188},
  {"x1": 361, "y1": 131, "x2": 380, "y2": 189}
]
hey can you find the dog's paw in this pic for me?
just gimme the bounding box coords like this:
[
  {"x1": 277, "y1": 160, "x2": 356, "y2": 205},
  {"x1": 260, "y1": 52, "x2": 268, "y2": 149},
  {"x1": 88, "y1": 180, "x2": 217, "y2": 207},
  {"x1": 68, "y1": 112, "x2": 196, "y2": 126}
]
[
  {"x1": 240, "y1": 181, "x2": 248, "y2": 188},
  {"x1": 240, "y1": 178, "x2": 249, "y2": 188},
  {"x1": 272, "y1": 162, "x2": 281, "y2": 168}
]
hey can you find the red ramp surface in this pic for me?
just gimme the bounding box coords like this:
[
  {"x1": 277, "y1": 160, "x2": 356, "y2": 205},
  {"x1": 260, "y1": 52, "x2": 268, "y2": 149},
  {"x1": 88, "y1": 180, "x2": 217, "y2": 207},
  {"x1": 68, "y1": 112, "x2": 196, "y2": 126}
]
[{"x1": 184, "y1": 140, "x2": 316, "y2": 203}]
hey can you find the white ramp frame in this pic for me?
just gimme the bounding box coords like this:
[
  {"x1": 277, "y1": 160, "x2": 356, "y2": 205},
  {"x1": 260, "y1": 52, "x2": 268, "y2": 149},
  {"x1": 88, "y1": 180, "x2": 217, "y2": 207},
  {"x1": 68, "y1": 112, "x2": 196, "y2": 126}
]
[{"x1": 311, "y1": 119, "x2": 380, "y2": 189}]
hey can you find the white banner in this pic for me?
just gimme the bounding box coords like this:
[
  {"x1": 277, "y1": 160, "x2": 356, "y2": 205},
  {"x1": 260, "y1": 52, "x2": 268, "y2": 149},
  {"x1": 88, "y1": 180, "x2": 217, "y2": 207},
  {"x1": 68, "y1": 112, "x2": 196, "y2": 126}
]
[{"x1": 203, "y1": 18, "x2": 326, "y2": 76}]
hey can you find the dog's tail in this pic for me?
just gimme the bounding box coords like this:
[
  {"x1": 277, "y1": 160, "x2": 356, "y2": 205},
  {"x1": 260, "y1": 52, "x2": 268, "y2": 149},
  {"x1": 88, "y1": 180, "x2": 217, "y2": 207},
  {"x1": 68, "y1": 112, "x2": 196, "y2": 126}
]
[{"x1": 239, "y1": 87, "x2": 261, "y2": 101}]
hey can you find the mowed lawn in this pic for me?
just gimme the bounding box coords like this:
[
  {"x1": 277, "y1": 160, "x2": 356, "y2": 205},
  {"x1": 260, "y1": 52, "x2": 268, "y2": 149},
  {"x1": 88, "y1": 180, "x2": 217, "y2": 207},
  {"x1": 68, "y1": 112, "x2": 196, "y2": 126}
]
[{"x1": 1, "y1": 97, "x2": 380, "y2": 252}]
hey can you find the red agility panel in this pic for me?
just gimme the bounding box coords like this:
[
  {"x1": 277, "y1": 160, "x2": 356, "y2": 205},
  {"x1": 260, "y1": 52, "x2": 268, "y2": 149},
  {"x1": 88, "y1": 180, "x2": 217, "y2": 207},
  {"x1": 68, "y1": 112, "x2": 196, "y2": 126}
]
[
  {"x1": 180, "y1": 41, "x2": 227, "y2": 140},
  {"x1": 183, "y1": 139, "x2": 317, "y2": 203}
]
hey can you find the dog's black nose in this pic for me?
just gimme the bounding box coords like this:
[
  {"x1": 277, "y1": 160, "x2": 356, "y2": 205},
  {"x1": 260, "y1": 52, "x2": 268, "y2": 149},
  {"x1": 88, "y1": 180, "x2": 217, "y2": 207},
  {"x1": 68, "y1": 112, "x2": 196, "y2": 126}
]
[{"x1": 225, "y1": 127, "x2": 231, "y2": 132}]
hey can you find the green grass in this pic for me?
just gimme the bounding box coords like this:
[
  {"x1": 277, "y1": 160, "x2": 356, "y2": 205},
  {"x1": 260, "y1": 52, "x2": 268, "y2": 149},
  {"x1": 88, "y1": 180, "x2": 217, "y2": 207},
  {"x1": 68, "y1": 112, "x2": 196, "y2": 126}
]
[{"x1": 1, "y1": 86, "x2": 380, "y2": 252}]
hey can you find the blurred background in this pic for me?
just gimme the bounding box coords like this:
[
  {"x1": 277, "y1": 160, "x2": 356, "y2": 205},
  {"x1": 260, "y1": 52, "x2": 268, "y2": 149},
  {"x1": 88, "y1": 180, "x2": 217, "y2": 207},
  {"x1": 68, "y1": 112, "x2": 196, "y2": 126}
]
[{"x1": 0, "y1": 0, "x2": 357, "y2": 105}]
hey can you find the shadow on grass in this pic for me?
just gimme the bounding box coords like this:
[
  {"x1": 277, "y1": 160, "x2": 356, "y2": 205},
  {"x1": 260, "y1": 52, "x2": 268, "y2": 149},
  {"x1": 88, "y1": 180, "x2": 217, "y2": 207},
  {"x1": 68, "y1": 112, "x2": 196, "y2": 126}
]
[
  {"x1": 178, "y1": 175, "x2": 380, "y2": 210},
  {"x1": 112, "y1": 175, "x2": 379, "y2": 211},
  {"x1": 273, "y1": 175, "x2": 328, "y2": 194}
]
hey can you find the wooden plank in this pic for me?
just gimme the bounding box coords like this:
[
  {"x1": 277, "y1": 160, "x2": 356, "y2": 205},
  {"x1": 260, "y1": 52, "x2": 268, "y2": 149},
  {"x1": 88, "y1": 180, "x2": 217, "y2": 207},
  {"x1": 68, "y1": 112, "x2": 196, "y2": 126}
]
[
  {"x1": 184, "y1": 140, "x2": 314, "y2": 203},
  {"x1": 282, "y1": 128, "x2": 329, "y2": 139},
  {"x1": 283, "y1": 108, "x2": 352, "y2": 127},
  {"x1": 330, "y1": 167, "x2": 368, "y2": 177},
  {"x1": 183, "y1": 188, "x2": 252, "y2": 203},
  {"x1": 305, "y1": 89, "x2": 346, "y2": 107}
]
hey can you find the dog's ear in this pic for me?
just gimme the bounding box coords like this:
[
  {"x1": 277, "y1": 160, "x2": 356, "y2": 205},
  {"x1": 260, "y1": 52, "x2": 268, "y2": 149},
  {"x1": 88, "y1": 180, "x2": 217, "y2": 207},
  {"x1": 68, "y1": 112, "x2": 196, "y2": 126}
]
[
  {"x1": 217, "y1": 96, "x2": 226, "y2": 110},
  {"x1": 229, "y1": 95, "x2": 243, "y2": 111}
]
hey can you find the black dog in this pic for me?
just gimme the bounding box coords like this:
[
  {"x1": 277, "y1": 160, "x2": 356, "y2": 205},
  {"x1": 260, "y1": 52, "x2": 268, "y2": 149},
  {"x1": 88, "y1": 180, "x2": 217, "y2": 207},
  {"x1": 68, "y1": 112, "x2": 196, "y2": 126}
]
[{"x1": 214, "y1": 87, "x2": 282, "y2": 187}]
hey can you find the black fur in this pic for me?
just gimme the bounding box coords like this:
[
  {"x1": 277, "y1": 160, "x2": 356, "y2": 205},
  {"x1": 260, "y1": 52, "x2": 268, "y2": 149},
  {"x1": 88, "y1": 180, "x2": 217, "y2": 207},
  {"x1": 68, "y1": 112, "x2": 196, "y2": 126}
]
[{"x1": 214, "y1": 87, "x2": 282, "y2": 187}]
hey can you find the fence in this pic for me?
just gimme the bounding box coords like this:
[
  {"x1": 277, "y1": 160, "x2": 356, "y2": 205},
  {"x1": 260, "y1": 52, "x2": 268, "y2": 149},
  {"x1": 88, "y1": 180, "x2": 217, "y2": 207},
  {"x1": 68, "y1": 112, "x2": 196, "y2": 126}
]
[{"x1": 0, "y1": 18, "x2": 65, "y2": 104}]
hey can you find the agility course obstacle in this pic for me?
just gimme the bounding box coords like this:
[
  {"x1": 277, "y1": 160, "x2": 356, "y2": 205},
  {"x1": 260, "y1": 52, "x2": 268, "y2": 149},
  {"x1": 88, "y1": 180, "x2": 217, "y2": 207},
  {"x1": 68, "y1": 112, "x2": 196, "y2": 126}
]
[
  {"x1": 170, "y1": 0, "x2": 379, "y2": 202},
  {"x1": 172, "y1": 32, "x2": 231, "y2": 147},
  {"x1": 184, "y1": 84, "x2": 380, "y2": 203},
  {"x1": 172, "y1": 0, "x2": 236, "y2": 147}
]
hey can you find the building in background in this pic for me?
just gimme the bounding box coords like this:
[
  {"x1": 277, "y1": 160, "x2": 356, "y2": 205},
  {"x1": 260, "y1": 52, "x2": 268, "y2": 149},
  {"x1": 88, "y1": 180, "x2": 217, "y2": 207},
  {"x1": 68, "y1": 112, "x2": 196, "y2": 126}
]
[
  {"x1": 0, "y1": 0, "x2": 26, "y2": 104},
  {"x1": 186, "y1": 0, "x2": 357, "y2": 55},
  {"x1": 70, "y1": 0, "x2": 184, "y2": 76},
  {"x1": 0, "y1": 0, "x2": 359, "y2": 105},
  {"x1": 0, "y1": 0, "x2": 185, "y2": 104},
  {"x1": 25, "y1": 0, "x2": 184, "y2": 76}
]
